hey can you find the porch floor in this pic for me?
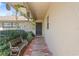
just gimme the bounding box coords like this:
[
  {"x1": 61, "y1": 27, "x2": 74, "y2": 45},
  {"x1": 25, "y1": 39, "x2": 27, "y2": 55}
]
[{"x1": 23, "y1": 37, "x2": 53, "y2": 56}]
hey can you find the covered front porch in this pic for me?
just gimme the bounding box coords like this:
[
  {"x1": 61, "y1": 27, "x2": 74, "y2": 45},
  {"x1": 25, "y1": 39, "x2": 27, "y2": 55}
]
[{"x1": 0, "y1": 2, "x2": 52, "y2": 56}]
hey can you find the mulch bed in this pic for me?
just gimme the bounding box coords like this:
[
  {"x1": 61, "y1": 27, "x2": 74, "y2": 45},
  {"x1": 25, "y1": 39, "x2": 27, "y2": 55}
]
[{"x1": 23, "y1": 39, "x2": 35, "y2": 56}]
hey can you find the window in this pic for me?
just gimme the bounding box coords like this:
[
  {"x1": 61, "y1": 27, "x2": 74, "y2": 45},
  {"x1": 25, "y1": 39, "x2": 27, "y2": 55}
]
[
  {"x1": 47, "y1": 16, "x2": 49, "y2": 29},
  {"x1": 2, "y1": 22, "x2": 13, "y2": 28},
  {"x1": 2, "y1": 22, "x2": 18, "y2": 28}
]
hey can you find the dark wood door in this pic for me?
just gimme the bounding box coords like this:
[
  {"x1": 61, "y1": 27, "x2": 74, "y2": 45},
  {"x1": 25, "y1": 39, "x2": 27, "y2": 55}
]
[{"x1": 36, "y1": 23, "x2": 42, "y2": 36}]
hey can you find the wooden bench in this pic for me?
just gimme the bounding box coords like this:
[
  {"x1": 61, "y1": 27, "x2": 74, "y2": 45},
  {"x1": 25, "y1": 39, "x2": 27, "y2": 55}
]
[{"x1": 9, "y1": 36, "x2": 28, "y2": 56}]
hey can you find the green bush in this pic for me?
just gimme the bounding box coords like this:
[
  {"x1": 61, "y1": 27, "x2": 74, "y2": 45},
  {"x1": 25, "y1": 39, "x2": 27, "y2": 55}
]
[
  {"x1": 17, "y1": 30, "x2": 27, "y2": 39},
  {"x1": 27, "y1": 31, "x2": 34, "y2": 42},
  {"x1": 0, "y1": 30, "x2": 35, "y2": 56},
  {"x1": 0, "y1": 48, "x2": 10, "y2": 56}
]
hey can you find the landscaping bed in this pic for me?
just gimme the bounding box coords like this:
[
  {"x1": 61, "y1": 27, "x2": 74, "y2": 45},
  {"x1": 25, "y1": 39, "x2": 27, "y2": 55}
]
[{"x1": 0, "y1": 30, "x2": 35, "y2": 56}]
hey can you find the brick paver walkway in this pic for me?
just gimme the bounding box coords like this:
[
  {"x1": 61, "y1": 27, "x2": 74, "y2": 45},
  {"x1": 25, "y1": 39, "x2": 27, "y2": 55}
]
[{"x1": 23, "y1": 37, "x2": 53, "y2": 56}]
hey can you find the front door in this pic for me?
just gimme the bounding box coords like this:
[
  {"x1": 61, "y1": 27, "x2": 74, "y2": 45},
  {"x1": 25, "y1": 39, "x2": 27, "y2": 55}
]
[{"x1": 36, "y1": 23, "x2": 42, "y2": 36}]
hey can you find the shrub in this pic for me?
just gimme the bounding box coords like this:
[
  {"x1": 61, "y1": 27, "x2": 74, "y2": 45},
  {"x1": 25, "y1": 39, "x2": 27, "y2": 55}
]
[
  {"x1": 17, "y1": 30, "x2": 27, "y2": 39},
  {"x1": 0, "y1": 30, "x2": 34, "y2": 56},
  {"x1": 27, "y1": 31, "x2": 35, "y2": 42}
]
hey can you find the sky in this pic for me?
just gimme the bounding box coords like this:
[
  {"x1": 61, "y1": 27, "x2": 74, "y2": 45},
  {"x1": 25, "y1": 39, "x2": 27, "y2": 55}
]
[{"x1": 0, "y1": 2, "x2": 19, "y2": 16}]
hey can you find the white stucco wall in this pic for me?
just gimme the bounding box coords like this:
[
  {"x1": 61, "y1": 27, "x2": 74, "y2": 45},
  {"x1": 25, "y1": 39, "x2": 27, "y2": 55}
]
[
  {"x1": 19, "y1": 22, "x2": 35, "y2": 34},
  {"x1": 43, "y1": 3, "x2": 79, "y2": 56}
]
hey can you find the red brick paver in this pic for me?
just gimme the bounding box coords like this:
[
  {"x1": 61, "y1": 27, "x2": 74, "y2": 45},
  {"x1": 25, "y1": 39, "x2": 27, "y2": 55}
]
[{"x1": 23, "y1": 37, "x2": 53, "y2": 56}]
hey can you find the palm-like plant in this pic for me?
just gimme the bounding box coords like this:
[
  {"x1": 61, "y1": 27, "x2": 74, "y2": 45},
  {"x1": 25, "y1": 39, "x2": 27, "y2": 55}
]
[
  {"x1": 14, "y1": 4, "x2": 21, "y2": 28},
  {"x1": 14, "y1": 3, "x2": 35, "y2": 29},
  {"x1": 6, "y1": 3, "x2": 35, "y2": 29},
  {"x1": 14, "y1": 4, "x2": 25, "y2": 20},
  {"x1": 6, "y1": 3, "x2": 20, "y2": 28}
]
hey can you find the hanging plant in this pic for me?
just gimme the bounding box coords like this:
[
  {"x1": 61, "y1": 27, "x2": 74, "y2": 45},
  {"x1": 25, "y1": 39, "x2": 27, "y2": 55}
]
[
  {"x1": 6, "y1": 3, "x2": 11, "y2": 10},
  {"x1": 14, "y1": 4, "x2": 25, "y2": 11}
]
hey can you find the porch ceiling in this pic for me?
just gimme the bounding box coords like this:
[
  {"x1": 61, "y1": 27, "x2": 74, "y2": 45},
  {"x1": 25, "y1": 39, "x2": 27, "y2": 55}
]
[
  {"x1": 11, "y1": 2, "x2": 51, "y2": 20},
  {"x1": 9, "y1": 2, "x2": 51, "y2": 20},
  {"x1": 27, "y1": 2, "x2": 51, "y2": 20}
]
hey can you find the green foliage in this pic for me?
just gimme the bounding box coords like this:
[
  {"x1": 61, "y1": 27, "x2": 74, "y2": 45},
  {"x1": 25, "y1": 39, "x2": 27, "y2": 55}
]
[
  {"x1": 0, "y1": 30, "x2": 34, "y2": 56},
  {"x1": 0, "y1": 48, "x2": 10, "y2": 56},
  {"x1": 14, "y1": 4, "x2": 21, "y2": 11},
  {"x1": 0, "y1": 30, "x2": 22, "y2": 56},
  {"x1": 14, "y1": 4, "x2": 25, "y2": 12},
  {"x1": 27, "y1": 31, "x2": 35, "y2": 42}
]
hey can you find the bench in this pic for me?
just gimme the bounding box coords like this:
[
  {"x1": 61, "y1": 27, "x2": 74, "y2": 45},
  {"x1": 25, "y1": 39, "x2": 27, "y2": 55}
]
[{"x1": 9, "y1": 36, "x2": 28, "y2": 56}]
